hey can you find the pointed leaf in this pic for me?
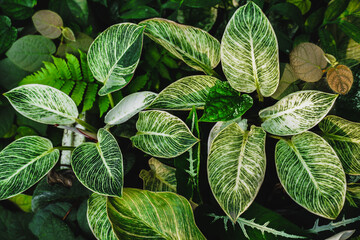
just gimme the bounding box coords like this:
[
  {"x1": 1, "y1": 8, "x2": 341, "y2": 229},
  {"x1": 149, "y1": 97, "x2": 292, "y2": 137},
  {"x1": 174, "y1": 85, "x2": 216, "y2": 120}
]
[
  {"x1": 131, "y1": 110, "x2": 198, "y2": 158},
  {"x1": 149, "y1": 75, "x2": 219, "y2": 110},
  {"x1": 221, "y1": 2, "x2": 279, "y2": 97},
  {"x1": 87, "y1": 23, "x2": 144, "y2": 96},
  {"x1": 0, "y1": 136, "x2": 59, "y2": 200},
  {"x1": 259, "y1": 90, "x2": 337, "y2": 136},
  {"x1": 208, "y1": 123, "x2": 266, "y2": 222},
  {"x1": 275, "y1": 131, "x2": 346, "y2": 219},
  {"x1": 139, "y1": 18, "x2": 220, "y2": 73},
  {"x1": 326, "y1": 65, "x2": 354, "y2": 95},
  {"x1": 71, "y1": 128, "x2": 123, "y2": 197},
  {"x1": 105, "y1": 91, "x2": 158, "y2": 126},
  {"x1": 4, "y1": 84, "x2": 79, "y2": 125},
  {"x1": 32, "y1": 10, "x2": 63, "y2": 39},
  {"x1": 107, "y1": 188, "x2": 206, "y2": 240}
]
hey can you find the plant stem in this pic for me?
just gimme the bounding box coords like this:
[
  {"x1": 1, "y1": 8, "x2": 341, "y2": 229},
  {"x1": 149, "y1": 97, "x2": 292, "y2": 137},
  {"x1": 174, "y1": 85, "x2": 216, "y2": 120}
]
[
  {"x1": 268, "y1": 134, "x2": 284, "y2": 140},
  {"x1": 256, "y1": 87, "x2": 264, "y2": 102},
  {"x1": 75, "y1": 118, "x2": 97, "y2": 133},
  {"x1": 54, "y1": 146, "x2": 76, "y2": 151},
  {"x1": 108, "y1": 93, "x2": 115, "y2": 108}
]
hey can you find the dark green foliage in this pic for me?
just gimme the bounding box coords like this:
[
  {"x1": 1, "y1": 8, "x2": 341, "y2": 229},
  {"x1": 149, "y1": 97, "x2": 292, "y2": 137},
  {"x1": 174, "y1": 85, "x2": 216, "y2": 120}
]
[
  {"x1": 0, "y1": 16, "x2": 17, "y2": 54},
  {"x1": 0, "y1": 0, "x2": 37, "y2": 20}
]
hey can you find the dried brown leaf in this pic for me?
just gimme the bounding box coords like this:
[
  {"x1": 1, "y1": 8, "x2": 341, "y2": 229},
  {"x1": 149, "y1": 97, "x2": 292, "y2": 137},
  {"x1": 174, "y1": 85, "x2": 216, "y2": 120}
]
[
  {"x1": 326, "y1": 65, "x2": 353, "y2": 94},
  {"x1": 32, "y1": 10, "x2": 63, "y2": 39}
]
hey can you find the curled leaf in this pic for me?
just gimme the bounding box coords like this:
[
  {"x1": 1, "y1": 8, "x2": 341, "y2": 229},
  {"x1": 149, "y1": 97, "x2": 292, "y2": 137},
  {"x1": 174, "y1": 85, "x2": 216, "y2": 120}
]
[
  {"x1": 62, "y1": 27, "x2": 76, "y2": 42},
  {"x1": 326, "y1": 65, "x2": 353, "y2": 94},
  {"x1": 32, "y1": 10, "x2": 63, "y2": 39}
]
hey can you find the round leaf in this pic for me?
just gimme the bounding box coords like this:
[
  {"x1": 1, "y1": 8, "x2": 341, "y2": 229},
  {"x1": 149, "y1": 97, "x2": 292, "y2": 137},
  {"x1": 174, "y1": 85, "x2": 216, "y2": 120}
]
[
  {"x1": 326, "y1": 65, "x2": 353, "y2": 95},
  {"x1": 0, "y1": 16, "x2": 17, "y2": 54},
  {"x1": 32, "y1": 10, "x2": 63, "y2": 39}
]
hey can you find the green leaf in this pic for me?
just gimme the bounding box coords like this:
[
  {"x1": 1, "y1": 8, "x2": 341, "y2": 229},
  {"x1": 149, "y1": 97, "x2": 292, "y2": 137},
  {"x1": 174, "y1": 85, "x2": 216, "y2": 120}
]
[
  {"x1": 87, "y1": 193, "x2": 117, "y2": 240},
  {"x1": 8, "y1": 194, "x2": 32, "y2": 212},
  {"x1": 6, "y1": 35, "x2": 56, "y2": 72},
  {"x1": 71, "y1": 128, "x2": 123, "y2": 197},
  {"x1": 270, "y1": 3, "x2": 303, "y2": 27},
  {"x1": 182, "y1": 0, "x2": 220, "y2": 8},
  {"x1": 337, "y1": 19, "x2": 360, "y2": 44},
  {"x1": 319, "y1": 115, "x2": 360, "y2": 174},
  {"x1": 107, "y1": 188, "x2": 206, "y2": 240},
  {"x1": 121, "y1": 6, "x2": 159, "y2": 19},
  {"x1": 199, "y1": 81, "x2": 253, "y2": 122},
  {"x1": 131, "y1": 110, "x2": 198, "y2": 158},
  {"x1": 221, "y1": 2, "x2": 279, "y2": 97},
  {"x1": 0, "y1": 0, "x2": 37, "y2": 20},
  {"x1": 49, "y1": 0, "x2": 88, "y2": 26},
  {"x1": 0, "y1": 105, "x2": 15, "y2": 138},
  {"x1": 32, "y1": 10, "x2": 63, "y2": 39},
  {"x1": 4, "y1": 84, "x2": 79, "y2": 125},
  {"x1": 0, "y1": 136, "x2": 59, "y2": 200},
  {"x1": 305, "y1": 7, "x2": 325, "y2": 33},
  {"x1": 87, "y1": 23, "x2": 144, "y2": 96},
  {"x1": 139, "y1": 18, "x2": 220, "y2": 74},
  {"x1": 62, "y1": 27, "x2": 76, "y2": 42},
  {"x1": 105, "y1": 91, "x2": 157, "y2": 126},
  {"x1": 0, "y1": 16, "x2": 17, "y2": 54},
  {"x1": 259, "y1": 90, "x2": 337, "y2": 136},
  {"x1": 286, "y1": 0, "x2": 311, "y2": 15},
  {"x1": 82, "y1": 83, "x2": 98, "y2": 112},
  {"x1": 98, "y1": 95, "x2": 110, "y2": 117},
  {"x1": 149, "y1": 75, "x2": 219, "y2": 110},
  {"x1": 324, "y1": 0, "x2": 350, "y2": 24},
  {"x1": 208, "y1": 123, "x2": 266, "y2": 222},
  {"x1": 319, "y1": 28, "x2": 337, "y2": 57},
  {"x1": 275, "y1": 131, "x2": 346, "y2": 219},
  {"x1": 0, "y1": 58, "x2": 28, "y2": 90}
]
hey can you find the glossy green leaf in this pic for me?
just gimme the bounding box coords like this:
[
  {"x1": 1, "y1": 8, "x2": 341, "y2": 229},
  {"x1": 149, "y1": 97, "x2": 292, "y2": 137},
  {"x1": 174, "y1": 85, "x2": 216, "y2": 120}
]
[
  {"x1": 32, "y1": 10, "x2": 63, "y2": 39},
  {"x1": 139, "y1": 18, "x2": 220, "y2": 73},
  {"x1": 270, "y1": 3, "x2": 303, "y2": 27},
  {"x1": 88, "y1": 23, "x2": 144, "y2": 96},
  {"x1": 259, "y1": 90, "x2": 337, "y2": 136},
  {"x1": 131, "y1": 110, "x2": 198, "y2": 158},
  {"x1": 49, "y1": 0, "x2": 89, "y2": 26},
  {"x1": 87, "y1": 193, "x2": 117, "y2": 240},
  {"x1": 221, "y1": 1, "x2": 279, "y2": 97},
  {"x1": 107, "y1": 188, "x2": 206, "y2": 240},
  {"x1": 337, "y1": 20, "x2": 360, "y2": 44},
  {"x1": 0, "y1": 16, "x2": 17, "y2": 54},
  {"x1": 275, "y1": 131, "x2": 346, "y2": 219},
  {"x1": 149, "y1": 75, "x2": 219, "y2": 110},
  {"x1": 71, "y1": 128, "x2": 123, "y2": 197},
  {"x1": 8, "y1": 194, "x2": 32, "y2": 212},
  {"x1": 286, "y1": 0, "x2": 311, "y2": 15},
  {"x1": 323, "y1": 0, "x2": 350, "y2": 23},
  {"x1": 208, "y1": 123, "x2": 266, "y2": 222},
  {"x1": 0, "y1": 136, "x2": 59, "y2": 200},
  {"x1": 199, "y1": 81, "x2": 253, "y2": 122},
  {"x1": 4, "y1": 84, "x2": 79, "y2": 125},
  {"x1": 0, "y1": 0, "x2": 37, "y2": 20},
  {"x1": 319, "y1": 115, "x2": 360, "y2": 174}
]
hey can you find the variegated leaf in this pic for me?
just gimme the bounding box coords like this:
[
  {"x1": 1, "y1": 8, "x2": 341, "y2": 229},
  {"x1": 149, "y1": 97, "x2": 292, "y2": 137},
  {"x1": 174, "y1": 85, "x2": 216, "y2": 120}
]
[
  {"x1": 259, "y1": 90, "x2": 337, "y2": 136},
  {"x1": 139, "y1": 158, "x2": 176, "y2": 192},
  {"x1": 105, "y1": 91, "x2": 158, "y2": 126},
  {"x1": 87, "y1": 23, "x2": 144, "y2": 96},
  {"x1": 319, "y1": 115, "x2": 360, "y2": 175},
  {"x1": 0, "y1": 136, "x2": 59, "y2": 200},
  {"x1": 139, "y1": 18, "x2": 220, "y2": 73},
  {"x1": 131, "y1": 110, "x2": 198, "y2": 158},
  {"x1": 149, "y1": 75, "x2": 219, "y2": 110},
  {"x1": 4, "y1": 84, "x2": 78, "y2": 125},
  {"x1": 221, "y1": 1, "x2": 279, "y2": 97},
  {"x1": 71, "y1": 128, "x2": 123, "y2": 197},
  {"x1": 87, "y1": 193, "x2": 117, "y2": 240},
  {"x1": 208, "y1": 123, "x2": 266, "y2": 222},
  {"x1": 107, "y1": 188, "x2": 206, "y2": 240},
  {"x1": 275, "y1": 131, "x2": 346, "y2": 219}
]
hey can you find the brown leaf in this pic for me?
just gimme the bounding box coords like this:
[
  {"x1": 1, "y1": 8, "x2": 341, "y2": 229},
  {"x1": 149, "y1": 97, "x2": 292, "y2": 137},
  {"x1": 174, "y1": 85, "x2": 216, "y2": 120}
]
[
  {"x1": 32, "y1": 10, "x2": 63, "y2": 39},
  {"x1": 326, "y1": 65, "x2": 353, "y2": 94},
  {"x1": 290, "y1": 42, "x2": 327, "y2": 82}
]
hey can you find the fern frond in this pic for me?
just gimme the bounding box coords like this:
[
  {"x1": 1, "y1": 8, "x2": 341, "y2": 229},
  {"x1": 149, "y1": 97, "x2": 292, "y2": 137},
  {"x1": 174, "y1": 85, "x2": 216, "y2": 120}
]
[
  {"x1": 82, "y1": 83, "x2": 98, "y2": 112},
  {"x1": 99, "y1": 95, "x2": 110, "y2": 117},
  {"x1": 79, "y1": 50, "x2": 94, "y2": 82},
  {"x1": 52, "y1": 56, "x2": 71, "y2": 80},
  {"x1": 308, "y1": 215, "x2": 360, "y2": 234},
  {"x1": 66, "y1": 53, "x2": 82, "y2": 81},
  {"x1": 71, "y1": 81, "x2": 87, "y2": 106},
  {"x1": 61, "y1": 80, "x2": 76, "y2": 95}
]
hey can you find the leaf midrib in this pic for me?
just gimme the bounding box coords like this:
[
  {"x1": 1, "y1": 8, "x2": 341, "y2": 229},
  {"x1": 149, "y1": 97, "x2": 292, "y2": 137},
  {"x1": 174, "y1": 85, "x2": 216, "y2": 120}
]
[{"x1": 322, "y1": 133, "x2": 360, "y2": 144}]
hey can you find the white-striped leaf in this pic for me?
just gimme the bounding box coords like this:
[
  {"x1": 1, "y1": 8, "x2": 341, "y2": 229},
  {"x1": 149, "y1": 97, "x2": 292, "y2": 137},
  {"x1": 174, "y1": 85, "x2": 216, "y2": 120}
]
[
  {"x1": 87, "y1": 193, "x2": 117, "y2": 240},
  {"x1": 4, "y1": 84, "x2": 78, "y2": 125},
  {"x1": 105, "y1": 91, "x2": 157, "y2": 126},
  {"x1": 87, "y1": 23, "x2": 144, "y2": 96},
  {"x1": 275, "y1": 131, "x2": 346, "y2": 219},
  {"x1": 221, "y1": 1, "x2": 279, "y2": 97},
  {"x1": 0, "y1": 136, "x2": 59, "y2": 200},
  {"x1": 139, "y1": 158, "x2": 177, "y2": 192},
  {"x1": 139, "y1": 18, "x2": 220, "y2": 74},
  {"x1": 149, "y1": 75, "x2": 220, "y2": 110},
  {"x1": 131, "y1": 110, "x2": 198, "y2": 158},
  {"x1": 319, "y1": 115, "x2": 360, "y2": 175},
  {"x1": 107, "y1": 188, "x2": 206, "y2": 240},
  {"x1": 208, "y1": 123, "x2": 266, "y2": 222},
  {"x1": 71, "y1": 128, "x2": 123, "y2": 197},
  {"x1": 259, "y1": 90, "x2": 337, "y2": 136}
]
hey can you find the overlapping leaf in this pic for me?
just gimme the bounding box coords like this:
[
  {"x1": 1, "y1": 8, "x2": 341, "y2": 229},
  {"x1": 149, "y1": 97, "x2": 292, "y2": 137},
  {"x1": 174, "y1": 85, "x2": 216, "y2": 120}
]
[
  {"x1": 208, "y1": 123, "x2": 266, "y2": 222},
  {"x1": 275, "y1": 131, "x2": 346, "y2": 219},
  {"x1": 221, "y1": 1, "x2": 279, "y2": 97},
  {"x1": 32, "y1": 10, "x2": 63, "y2": 39}
]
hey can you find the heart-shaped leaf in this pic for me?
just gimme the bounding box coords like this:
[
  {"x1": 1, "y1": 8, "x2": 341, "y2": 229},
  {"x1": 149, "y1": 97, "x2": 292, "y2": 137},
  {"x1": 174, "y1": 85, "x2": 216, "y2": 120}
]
[
  {"x1": 259, "y1": 90, "x2": 337, "y2": 136},
  {"x1": 87, "y1": 23, "x2": 144, "y2": 96},
  {"x1": 71, "y1": 128, "x2": 123, "y2": 197},
  {"x1": 221, "y1": 1, "x2": 279, "y2": 97},
  {"x1": 275, "y1": 131, "x2": 346, "y2": 219},
  {"x1": 326, "y1": 65, "x2": 353, "y2": 95},
  {"x1": 32, "y1": 10, "x2": 63, "y2": 39},
  {"x1": 0, "y1": 136, "x2": 59, "y2": 200},
  {"x1": 4, "y1": 84, "x2": 79, "y2": 125},
  {"x1": 131, "y1": 110, "x2": 198, "y2": 158},
  {"x1": 208, "y1": 123, "x2": 266, "y2": 222},
  {"x1": 107, "y1": 188, "x2": 206, "y2": 240}
]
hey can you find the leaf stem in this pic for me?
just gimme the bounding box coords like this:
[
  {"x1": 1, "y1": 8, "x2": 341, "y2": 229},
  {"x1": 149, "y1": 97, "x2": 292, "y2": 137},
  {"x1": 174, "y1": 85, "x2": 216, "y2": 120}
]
[
  {"x1": 108, "y1": 93, "x2": 115, "y2": 108},
  {"x1": 268, "y1": 134, "x2": 284, "y2": 140},
  {"x1": 75, "y1": 118, "x2": 97, "y2": 133},
  {"x1": 256, "y1": 87, "x2": 264, "y2": 102},
  {"x1": 54, "y1": 146, "x2": 76, "y2": 151}
]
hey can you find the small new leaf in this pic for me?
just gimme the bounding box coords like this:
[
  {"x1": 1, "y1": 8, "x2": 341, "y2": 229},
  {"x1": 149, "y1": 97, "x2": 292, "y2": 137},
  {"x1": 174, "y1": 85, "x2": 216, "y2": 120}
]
[{"x1": 326, "y1": 65, "x2": 353, "y2": 94}]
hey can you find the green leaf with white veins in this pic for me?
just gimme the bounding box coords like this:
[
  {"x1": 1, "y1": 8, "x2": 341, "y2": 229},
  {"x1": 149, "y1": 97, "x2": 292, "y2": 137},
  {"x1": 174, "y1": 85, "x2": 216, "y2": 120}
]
[
  {"x1": 0, "y1": 136, "x2": 59, "y2": 200},
  {"x1": 221, "y1": 2, "x2": 280, "y2": 97},
  {"x1": 71, "y1": 128, "x2": 123, "y2": 197},
  {"x1": 208, "y1": 123, "x2": 266, "y2": 222},
  {"x1": 4, "y1": 84, "x2": 79, "y2": 125},
  {"x1": 87, "y1": 23, "x2": 144, "y2": 96},
  {"x1": 275, "y1": 131, "x2": 346, "y2": 219},
  {"x1": 259, "y1": 90, "x2": 337, "y2": 136}
]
